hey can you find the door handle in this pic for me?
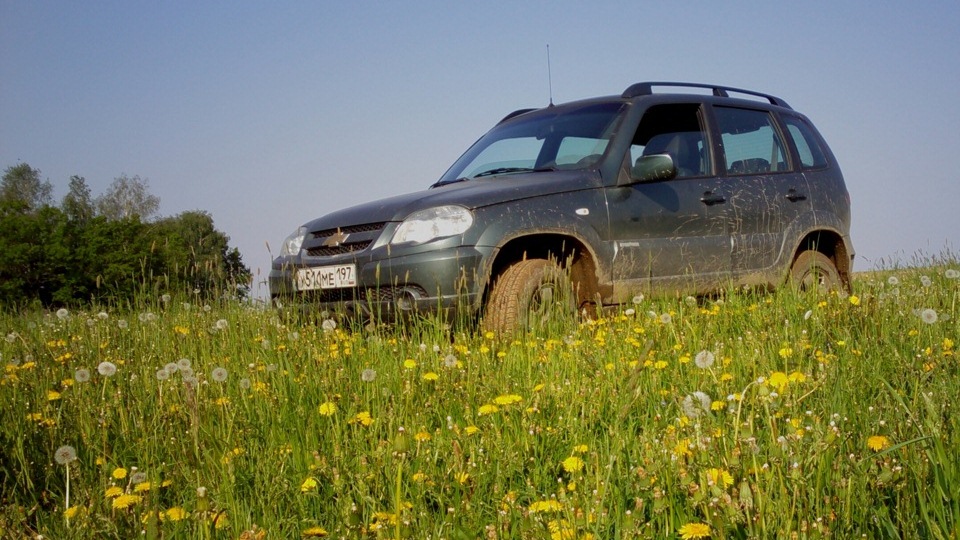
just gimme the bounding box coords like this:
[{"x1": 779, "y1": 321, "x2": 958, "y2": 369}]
[
  {"x1": 700, "y1": 192, "x2": 726, "y2": 206},
  {"x1": 786, "y1": 189, "x2": 807, "y2": 202}
]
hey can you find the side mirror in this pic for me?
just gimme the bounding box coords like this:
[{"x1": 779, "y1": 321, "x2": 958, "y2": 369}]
[{"x1": 630, "y1": 154, "x2": 677, "y2": 183}]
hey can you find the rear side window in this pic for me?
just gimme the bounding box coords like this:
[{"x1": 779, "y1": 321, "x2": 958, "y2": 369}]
[
  {"x1": 714, "y1": 107, "x2": 788, "y2": 174},
  {"x1": 783, "y1": 115, "x2": 828, "y2": 169}
]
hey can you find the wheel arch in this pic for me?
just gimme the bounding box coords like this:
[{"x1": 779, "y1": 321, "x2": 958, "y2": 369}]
[{"x1": 790, "y1": 229, "x2": 853, "y2": 290}]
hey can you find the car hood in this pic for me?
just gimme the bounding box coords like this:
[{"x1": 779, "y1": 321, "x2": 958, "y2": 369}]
[{"x1": 301, "y1": 170, "x2": 600, "y2": 231}]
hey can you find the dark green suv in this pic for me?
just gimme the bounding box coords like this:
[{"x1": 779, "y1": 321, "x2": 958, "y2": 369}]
[{"x1": 270, "y1": 82, "x2": 853, "y2": 333}]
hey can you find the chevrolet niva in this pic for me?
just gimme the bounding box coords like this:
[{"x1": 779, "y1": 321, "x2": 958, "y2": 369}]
[{"x1": 270, "y1": 82, "x2": 853, "y2": 334}]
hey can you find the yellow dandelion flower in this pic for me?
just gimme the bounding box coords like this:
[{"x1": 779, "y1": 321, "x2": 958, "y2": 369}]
[
  {"x1": 654, "y1": 360, "x2": 668, "y2": 370},
  {"x1": 848, "y1": 295, "x2": 860, "y2": 306},
  {"x1": 478, "y1": 404, "x2": 499, "y2": 415},
  {"x1": 673, "y1": 439, "x2": 692, "y2": 458},
  {"x1": 112, "y1": 494, "x2": 142, "y2": 510},
  {"x1": 214, "y1": 397, "x2": 230, "y2": 406},
  {"x1": 134, "y1": 482, "x2": 151, "y2": 493},
  {"x1": 529, "y1": 499, "x2": 563, "y2": 513},
  {"x1": 678, "y1": 522, "x2": 711, "y2": 539},
  {"x1": 412, "y1": 472, "x2": 427, "y2": 483},
  {"x1": 318, "y1": 402, "x2": 337, "y2": 416},
  {"x1": 493, "y1": 394, "x2": 523, "y2": 405},
  {"x1": 174, "y1": 325, "x2": 190, "y2": 335},
  {"x1": 302, "y1": 526, "x2": 329, "y2": 537},
  {"x1": 867, "y1": 435, "x2": 890, "y2": 451},
  {"x1": 573, "y1": 444, "x2": 588, "y2": 453},
  {"x1": 778, "y1": 347, "x2": 794, "y2": 358},
  {"x1": 455, "y1": 471, "x2": 470, "y2": 484},
  {"x1": 351, "y1": 411, "x2": 374, "y2": 426},
  {"x1": 533, "y1": 383, "x2": 545, "y2": 392},
  {"x1": 63, "y1": 505, "x2": 83, "y2": 519},
  {"x1": 301, "y1": 477, "x2": 318, "y2": 493},
  {"x1": 768, "y1": 371, "x2": 789, "y2": 391},
  {"x1": 164, "y1": 506, "x2": 187, "y2": 522},
  {"x1": 679, "y1": 354, "x2": 691, "y2": 364},
  {"x1": 112, "y1": 467, "x2": 127, "y2": 480},
  {"x1": 423, "y1": 372, "x2": 439, "y2": 381},
  {"x1": 706, "y1": 468, "x2": 734, "y2": 489},
  {"x1": 465, "y1": 425, "x2": 480, "y2": 435},
  {"x1": 788, "y1": 371, "x2": 807, "y2": 383},
  {"x1": 414, "y1": 430, "x2": 431, "y2": 442},
  {"x1": 403, "y1": 359, "x2": 417, "y2": 369},
  {"x1": 562, "y1": 456, "x2": 584, "y2": 473},
  {"x1": 105, "y1": 486, "x2": 123, "y2": 498},
  {"x1": 710, "y1": 400, "x2": 725, "y2": 411},
  {"x1": 47, "y1": 389, "x2": 62, "y2": 401}
]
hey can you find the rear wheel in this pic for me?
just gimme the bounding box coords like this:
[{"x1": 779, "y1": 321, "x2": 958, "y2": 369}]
[
  {"x1": 789, "y1": 250, "x2": 841, "y2": 292},
  {"x1": 482, "y1": 259, "x2": 576, "y2": 336}
]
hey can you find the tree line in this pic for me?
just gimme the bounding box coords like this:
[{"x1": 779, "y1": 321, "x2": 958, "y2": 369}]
[{"x1": 0, "y1": 163, "x2": 251, "y2": 308}]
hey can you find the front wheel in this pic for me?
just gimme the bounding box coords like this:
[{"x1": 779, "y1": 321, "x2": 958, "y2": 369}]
[
  {"x1": 481, "y1": 259, "x2": 576, "y2": 336},
  {"x1": 789, "y1": 250, "x2": 842, "y2": 292}
]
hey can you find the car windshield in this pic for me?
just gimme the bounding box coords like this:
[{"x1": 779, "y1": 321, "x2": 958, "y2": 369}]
[{"x1": 435, "y1": 102, "x2": 625, "y2": 185}]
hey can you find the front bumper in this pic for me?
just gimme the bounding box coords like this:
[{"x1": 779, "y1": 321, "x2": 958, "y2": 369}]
[{"x1": 269, "y1": 245, "x2": 495, "y2": 320}]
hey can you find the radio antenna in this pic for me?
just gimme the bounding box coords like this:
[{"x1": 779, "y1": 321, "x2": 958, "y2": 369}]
[{"x1": 546, "y1": 44, "x2": 554, "y2": 106}]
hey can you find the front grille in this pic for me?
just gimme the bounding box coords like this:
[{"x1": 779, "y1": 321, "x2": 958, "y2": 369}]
[
  {"x1": 301, "y1": 285, "x2": 430, "y2": 305},
  {"x1": 304, "y1": 222, "x2": 386, "y2": 257}
]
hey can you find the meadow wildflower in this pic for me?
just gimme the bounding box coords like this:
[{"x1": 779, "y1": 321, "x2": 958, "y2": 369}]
[
  {"x1": 946, "y1": 269, "x2": 960, "y2": 279},
  {"x1": 56, "y1": 308, "x2": 70, "y2": 320},
  {"x1": 117, "y1": 319, "x2": 128, "y2": 329},
  {"x1": 351, "y1": 411, "x2": 374, "y2": 426},
  {"x1": 177, "y1": 358, "x2": 192, "y2": 370},
  {"x1": 163, "y1": 507, "x2": 187, "y2": 521},
  {"x1": 112, "y1": 467, "x2": 127, "y2": 479},
  {"x1": 465, "y1": 426, "x2": 480, "y2": 435},
  {"x1": 867, "y1": 435, "x2": 890, "y2": 451},
  {"x1": 301, "y1": 477, "x2": 318, "y2": 493},
  {"x1": 681, "y1": 392, "x2": 711, "y2": 419},
  {"x1": 678, "y1": 522, "x2": 711, "y2": 539},
  {"x1": 97, "y1": 361, "x2": 117, "y2": 377},
  {"x1": 156, "y1": 369, "x2": 169, "y2": 381},
  {"x1": 694, "y1": 350, "x2": 715, "y2": 369},
  {"x1": 423, "y1": 371, "x2": 439, "y2": 381},
  {"x1": 74, "y1": 368, "x2": 90, "y2": 383},
  {"x1": 130, "y1": 471, "x2": 147, "y2": 484},
  {"x1": 112, "y1": 494, "x2": 141, "y2": 509},
  {"x1": 318, "y1": 402, "x2": 337, "y2": 416},
  {"x1": 768, "y1": 371, "x2": 789, "y2": 391},
  {"x1": 361, "y1": 368, "x2": 377, "y2": 382},
  {"x1": 529, "y1": 500, "x2": 563, "y2": 513},
  {"x1": 403, "y1": 358, "x2": 417, "y2": 369},
  {"x1": 239, "y1": 378, "x2": 251, "y2": 389},
  {"x1": 478, "y1": 404, "x2": 499, "y2": 415},
  {"x1": 632, "y1": 294, "x2": 644, "y2": 304},
  {"x1": 920, "y1": 275, "x2": 932, "y2": 287},
  {"x1": 302, "y1": 526, "x2": 329, "y2": 537},
  {"x1": 105, "y1": 486, "x2": 123, "y2": 498},
  {"x1": 561, "y1": 456, "x2": 584, "y2": 473},
  {"x1": 54, "y1": 445, "x2": 77, "y2": 465},
  {"x1": 706, "y1": 468, "x2": 734, "y2": 488},
  {"x1": 211, "y1": 367, "x2": 229, "y2": 382},
  {"x1": 443, "y1": 354, "x2": 458, "y2": 368},
  {"x1": 215, "y1": 319, "x2": 229, "y2": 330},
  {"x1": 920, "y1": 308, "x2": 938, "y2": 324},
  {"x1": 493, "y1": 394, "x2": 523, "y2": 405},
  {"x1": 321, "y1": 319, "x2": 337, "y2": 332},
  {"x1": 887, "y1": 275, "x2": 900, "y2": 286}
]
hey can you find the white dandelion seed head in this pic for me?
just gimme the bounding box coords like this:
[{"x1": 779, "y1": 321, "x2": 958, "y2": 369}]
[
  {"x1": 164, "y1": 362, "x2": 178, "y2": 374},
  {"x1": 946, "y1": 269, "x2": 960, "y2": 279},
  {"x1": 920, "y1": 276, "x2": 932, "y2": 287},
  {"x1": 681, "y1": 391, "x2": 712, "y2": 419},
  {"x1": 74, "y1": 368, "x2": 91, "y2": 383},
  {"x1": 182, "y1": 376, "x2": 198, "y2": 389},
  {"x1": 161, "y1": 294, "x2": 171, "y2": 303},
  {"x1": 211, "y1": 367, "x2": 228, "y2": 382},
  {"x1": 659, "y1": 313, "x2": 672, "y2": 324},
  {"x1": 55, "y1": 308, "x2": 70, "y2": 320},
  {"x1": 624, "y1": 308, "x2": 636, "y2": 316},
  {"x1": 177, "y1": 358, "x2": 192, "y2": 370},
  {"x1": 97, "y1": 311, "x2": 109, "y2": 320},
  {"x1": 156, "y1": 369, "x2": 170, "y2": 381},
  {"x1": 182, "y1": 302, "x2": 192, "y2": 310},
  {"x1": 361, "y1": 368, "x2": 377, "y2": 382},
  {"x1": 266, "y1": 363, "x2": 278, "y2": 373},
  {"x1": 443, "y1": 354, "x2": 458, "y2": 368},
  {"x1": 887, "y1": 276, "x2": 900, "y2": 286},
  {"x1": 215, "y1": 319, "x2": 228, "y2": 331},
  {"x1": 288, "y1": 331, "x2": 299, "y2": 341},
  {"x1": 260, "y1": 339, "x2": 272, "y2": 350},
  {"x1": 117, "y1": 319, "x2": 128, "y2": 329},
  {"x1": 632, "y1": 294, "x2": 644, "y2": 305},
  {"x1": 920, "y1": 308, "x2": 938, "y2": 324},
  {"x1": 130, "y1": 471, "x2": 147, "y2": 484},
  {"x1": 5, "y1": 332, "x2": 17, "y2": 343},
  {"x1": 804, "y1": 309, "x2": 813, "y2": 320},
  {"x1": 432, "y1": 344, "x2": 441, "y2": 353},
  {"x1": 54, "y1": 445, "x2": 77, "y2": 464},
  {"x1": 694, "y1": 350, "x2": 715, "y2": 369},
  {"x1": 85, "y1": 318, "x2": 96, "y2": 327},
  {"x1": 684, "y1": 296, "x2": 697, "y2": 307},
  {"x1": 179, "y1": 366, "x2": 194, "y2": 378},
  {"x1": 321, "y1": 319, "x2": 337, "y2": 332},
  {"x1": 203, "y1": 304, "x2": 212, "y2": 312},
  {"x1": 419, "y1": 343, "x2": 427, "y2": 352},
  {"x1": 97, "y1": 361, "x2": 117, "y2": 377},
  {"x1": 239, "y1": 378, "x2": 251, "y2": 390}
]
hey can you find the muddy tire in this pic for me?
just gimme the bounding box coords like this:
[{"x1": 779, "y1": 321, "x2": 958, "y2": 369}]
[
  {"x1": 481, "y1": 259, "x2": 576, "y2": 336},
  {"x1": 789, "y1": 250, "x2": 841, "y2": 292}
]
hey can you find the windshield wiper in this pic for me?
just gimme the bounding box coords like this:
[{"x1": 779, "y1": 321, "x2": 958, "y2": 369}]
[{"x1": 472, "y1": 167, "x2": 534, "y2": 178}]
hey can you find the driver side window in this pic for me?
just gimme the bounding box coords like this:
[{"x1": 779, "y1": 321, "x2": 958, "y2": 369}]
[{"x1": 630, "y1": 104, "x2": 711, "y2": 178}]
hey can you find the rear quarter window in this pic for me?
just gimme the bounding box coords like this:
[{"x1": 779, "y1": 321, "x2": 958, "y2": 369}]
[{"x1": 783, "y1": 115, "x2": 828, "y2": 169}]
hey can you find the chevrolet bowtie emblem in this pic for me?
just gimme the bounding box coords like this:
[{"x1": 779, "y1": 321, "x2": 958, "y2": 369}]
[{"x1": 322, "y1": 229, "x2": 349, "y2": 248}]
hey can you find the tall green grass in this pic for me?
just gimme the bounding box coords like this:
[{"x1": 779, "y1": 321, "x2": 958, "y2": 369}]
[{"x1": 1, "y1": 264, "x2": 958, "y2": 539}]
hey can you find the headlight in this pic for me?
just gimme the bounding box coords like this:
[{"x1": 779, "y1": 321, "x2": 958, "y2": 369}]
[
  {"x1": 390, "y1": 206, "x2": 473, "y2": 245},
  {"x1": 279, "y1": 226, "x2": 307, "y2": 257}
]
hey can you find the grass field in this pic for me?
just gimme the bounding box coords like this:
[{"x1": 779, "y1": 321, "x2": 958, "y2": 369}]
[{"x1": 2, "y1": 262, "x2": 958, "y2": 539}]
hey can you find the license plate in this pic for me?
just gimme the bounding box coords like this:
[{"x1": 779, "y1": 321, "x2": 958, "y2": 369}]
[{"x1": 294, "y1": 264, "x2": 357, "y2": 291}]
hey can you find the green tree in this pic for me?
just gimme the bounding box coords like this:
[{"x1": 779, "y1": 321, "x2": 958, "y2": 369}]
[
  {"x1": 61, "y1": 175, "x2": 95, "y2": 223},
  {"x1": 95, "y1": 174, "x2": 160, "y2": 221},
  {"x1": 1, "y1": 163, "x2": 52, "y2": 212}
]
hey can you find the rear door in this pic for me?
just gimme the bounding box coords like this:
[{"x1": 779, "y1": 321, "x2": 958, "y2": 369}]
[{"x1": 712, "y1": 106, "x2": 812, "y2": 281}]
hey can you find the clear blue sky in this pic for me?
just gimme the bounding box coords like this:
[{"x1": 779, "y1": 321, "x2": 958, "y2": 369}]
[{"x1": 3, "y1": 1, "x2": 959, "y2": 297}]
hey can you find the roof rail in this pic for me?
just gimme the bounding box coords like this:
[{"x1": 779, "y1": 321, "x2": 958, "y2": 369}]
[
  {"x1": 621, "y1": 81, "x2": 791, "y2": 109},
  {"x1": 497, "y1": 108, "x2": 538, "y2": 125}
]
